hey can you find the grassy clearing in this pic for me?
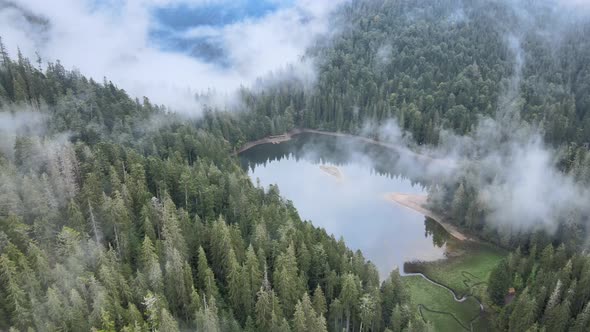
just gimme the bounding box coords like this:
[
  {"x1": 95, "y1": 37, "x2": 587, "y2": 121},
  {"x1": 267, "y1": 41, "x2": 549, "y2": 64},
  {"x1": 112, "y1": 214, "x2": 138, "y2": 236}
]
[
  {"x1": 421, "y1": 309, "x2": 466, "y2": 331},
  {"x1": 471, "y1": 313, "x2": 502, "y2": 332},
  {"x1": 403, "y1": 276, "x2": 481, "y2": 331},
  {"x1": 403, "y1": 240, "x2": 507, "y2": 331},
  {"x1": 410, "y1": 241, "x2": 506, "y2": 298}
]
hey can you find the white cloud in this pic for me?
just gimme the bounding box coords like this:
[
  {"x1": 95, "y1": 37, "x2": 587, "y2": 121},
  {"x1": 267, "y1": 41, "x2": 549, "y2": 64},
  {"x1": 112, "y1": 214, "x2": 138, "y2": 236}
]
[{"x1": 0, "y1": 0, "x2": 346, "y2": 114}]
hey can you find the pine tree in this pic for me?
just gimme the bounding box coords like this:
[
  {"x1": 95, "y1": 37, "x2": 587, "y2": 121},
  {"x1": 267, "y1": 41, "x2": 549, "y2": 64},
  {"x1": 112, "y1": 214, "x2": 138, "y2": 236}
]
[
  {"x1": 244, "y1": 245, "x2": 262, "y2": 311},
  {"x1": 544, "y1": 299, "x2": 571, "y2": 332},
  {"x1": 255, "y1": 285, "x2": 283, "y2": 331},
  {"x1": 329, "y1": 298, "x2": 343, "y2": 331},
  {"x1": 292, "y1": 301, "x2": 307, "y2": 332},
  {"x1": 340, "y1": 273, "x2": 360, "y2": 332},
  {"x1": 274, "y1": 243, "x2": 302, "y2": 316},
  {"x1": 390, "y1": 305, "x2": 403, "y2": 332},
  {"x1": 540, "y1": 245, "x2": 554, "y2": 268},
  {"x1": 488, "y1": 260, "x2": 511, "y2": 306},
  {"x1": 66, "y1": 199, "x2": 86, "y2": 234},
  {"x1": 160, "y1": 308, "x2": 180, "y2": 332},
  {"x1": 571, "y1": 301, "x2": 590, "y2": 332},
  {"x1": 544, "y1": 279, "x2": 563, "y2": 318},
  {"x1": 69, "y1": 288, "x2": 90, "y2": 331},
  {"x1": 209, "y1": 217, "x2": 233, "y2": 279},
  {"x1": 164, "y1": 247, "x2": 192, "y2": 318},
  {"x1": 312, "y1": 285, "x2": 327, "y2": 317},
  {"x1": 197, "y1": 246, "x2": 219, "y2": 300},
  {"x1": 140, "y1": 236, "x2": 163, "y2": 294},
  {"x1": 508, "y1": 289, "x2": 536, "y2": 332},
  {"x1": 255, "y1": 268, "x2": 283, "y2": 331},
  {"x1": 0, "y1": 253, "x2": 31, "y2": 330},
  {"x1": 359, "y1": 293, "x2": 377, "y2": 332},
  {"x1": 381, "y1": 270, "x2": 404, "y2": 326},
  {"x1": 196, "y1": 296, "x2": 221, "y2": 332},
  {"x1": 161, "y1": 194, "x2": 187, "y2": 261},
  {"x1": 103, "y1": 191, "x2": 133, "y2": 260},
  {"x1": 226, "y1": 248, "x2": 245, "y2": 319},
  {"x1": 451, "y1": 182, "x2": 467, "y2": 224}
]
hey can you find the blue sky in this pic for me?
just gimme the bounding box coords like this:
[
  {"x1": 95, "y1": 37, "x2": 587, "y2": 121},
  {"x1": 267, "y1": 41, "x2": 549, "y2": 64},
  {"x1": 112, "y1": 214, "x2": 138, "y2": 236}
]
[
  {"x1": 153, "y1": 0, "x2": 291, "y2": 29},
  {"x1": 0, "y1": 0, "x2": 344, "y2": 113},
  {"x1": 150, "y1": 0, "x2": 296, "y2": 64}
]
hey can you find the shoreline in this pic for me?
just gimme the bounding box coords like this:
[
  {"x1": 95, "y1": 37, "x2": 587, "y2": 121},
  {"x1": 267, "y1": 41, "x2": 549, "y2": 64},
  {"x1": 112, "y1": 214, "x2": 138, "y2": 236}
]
[
  {"x1": 319, "y1": 165, "x2": 343, "y2": 180},
  {"x1": 236, "y1": 130, "x2": 464, "y2": 240},
  {"x1": 234, "y1": 128, "x2": 448, "y2": 167},
  {"x1": 384, "y1": 193, "x2": 469, "y2": 241},
  {"x1": 234, "y1": 128, "x2": 304, "y2": 155}
]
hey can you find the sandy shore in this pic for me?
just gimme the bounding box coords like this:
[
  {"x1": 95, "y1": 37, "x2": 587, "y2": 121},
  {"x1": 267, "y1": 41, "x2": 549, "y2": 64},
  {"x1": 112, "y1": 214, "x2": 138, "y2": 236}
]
[
  {"x1": 384, "y1": 193, "x2": 469, "y2": 241},
  {"x1": 319, "y1": 165, "x2": 343, "y2": 180},
  {"x1": 234, "y1": 129, "x2": 304, "y2": 154}
]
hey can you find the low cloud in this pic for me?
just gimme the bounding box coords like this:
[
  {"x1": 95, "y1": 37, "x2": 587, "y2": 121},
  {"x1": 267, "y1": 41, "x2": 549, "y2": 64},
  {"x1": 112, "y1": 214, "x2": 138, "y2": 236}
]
[
  {"x1": 477, "y1": 133, "x2": 588, "y2": 233},
  {"x1": 0, "y1": 0, "x2": 347, "y2": 114},
  {"x1": 0, "y1": 109, "x2": 48, "y2": 160},
  {"x1": 351, "y1": 108, "x2": 590, "y2": 235}
]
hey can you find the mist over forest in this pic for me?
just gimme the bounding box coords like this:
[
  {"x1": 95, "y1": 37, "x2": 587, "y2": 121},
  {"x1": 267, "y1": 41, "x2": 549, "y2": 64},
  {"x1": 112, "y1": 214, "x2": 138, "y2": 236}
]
[{"x1": 2, "y1": 0, "x2": 590, "y2": 331}]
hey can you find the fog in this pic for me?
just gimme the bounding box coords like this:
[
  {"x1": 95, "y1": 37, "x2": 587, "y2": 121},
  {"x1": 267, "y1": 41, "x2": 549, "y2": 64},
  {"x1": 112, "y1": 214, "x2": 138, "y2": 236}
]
[
  {"x1": 0, "y1": 109, "x2": 48, "y2": 159},
  {"x1": 0, "y1": 0, "x2": 346, "y2": 114},
  {"x1": 2, "y1": 0, "x2": 589, "y2": 235},
  {"x1": 354, "y1": 0, "x2": 590, "y2": 234},
  {"x1": 0, "y1": 109, "x2": 81, "y2": 225}
]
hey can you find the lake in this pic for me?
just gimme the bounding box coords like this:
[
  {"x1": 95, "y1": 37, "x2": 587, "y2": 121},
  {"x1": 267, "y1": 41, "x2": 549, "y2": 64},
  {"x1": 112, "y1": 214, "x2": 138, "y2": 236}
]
[{"x1": 239, "y1": 133, "x2": 450, "y2": 278}]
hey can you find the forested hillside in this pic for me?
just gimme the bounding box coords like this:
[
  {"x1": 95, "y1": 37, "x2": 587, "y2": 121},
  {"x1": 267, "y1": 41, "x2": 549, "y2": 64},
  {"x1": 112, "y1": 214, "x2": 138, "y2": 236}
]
[
  {"x1": 224, "y1": 1, "x2": 590, "y2": 330},
  {"x1": 238, "y1": 0, "x2": 590, "y2": 143},
  {"x1": 487, "y1": 243, "x2": 590, "y2": 332},
  {"x1": 0, "y1": 46, "x2": 425, "y2": 331},
  {"x1": 238, "y1": 0, "x2": 590, "y2": 246},
  {"x1": 231, "y1": 0, "x2": 590, "y2": 248},
  {"x1": 2, "y1": 0, "x2": 590, "y2": 331}
]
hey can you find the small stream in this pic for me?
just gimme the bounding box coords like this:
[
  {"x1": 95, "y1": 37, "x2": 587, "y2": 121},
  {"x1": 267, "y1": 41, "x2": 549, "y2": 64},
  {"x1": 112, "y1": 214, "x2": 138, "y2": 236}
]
[
  {"x1": 239, "y1": 132, "x2": 485, "y2": 330},
  {"x1": 405, "y1": 272, "x2": 484, "y2": 331}
]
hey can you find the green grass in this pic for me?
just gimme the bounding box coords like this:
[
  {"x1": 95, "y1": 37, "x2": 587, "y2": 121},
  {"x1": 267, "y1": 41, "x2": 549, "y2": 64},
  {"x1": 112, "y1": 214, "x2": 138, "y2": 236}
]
[
  {"x1": 471, "y1": 314, "x2": 502, "y2": 332},
  {"x1": 421, "y1": 309, "x2": 467, "y2": 331},
  {"x1": 403, "y1": 240, "x2": 507, "y2": 331},
  {"x1": 413, "y1": 242, "x2": 506, "y2": 297},
  {"x1": 404, "y1": 276, "x2": 481, "y2": 331}
]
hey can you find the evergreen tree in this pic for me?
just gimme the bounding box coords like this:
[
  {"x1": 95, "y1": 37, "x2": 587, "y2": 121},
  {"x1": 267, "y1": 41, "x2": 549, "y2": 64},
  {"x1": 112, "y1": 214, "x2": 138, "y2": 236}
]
[
  {"x1": 312, "y1": 285, "x2": 327, "y2": 317},
  {"x1": 488, "y1": 260, "x2": 511, "y2": 306},
  {"x1": 508, "y1": 289, "x2": 536, "y2": 332},
  {"x1": 340, "y1": 273, "x2": 360, "y2": 332},
  {"x1": 273, "y1": 243, "x2": 302, "y2": 316},
  {"x1": 197, "y1": 246, "x2": 219, "y2": 300}
]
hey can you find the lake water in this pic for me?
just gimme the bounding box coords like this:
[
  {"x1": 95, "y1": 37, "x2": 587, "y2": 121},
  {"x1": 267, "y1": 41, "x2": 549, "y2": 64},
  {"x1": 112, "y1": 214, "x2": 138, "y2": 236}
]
[{"x1": 240, "y1": 133, "x2": 450, "y2": 277}]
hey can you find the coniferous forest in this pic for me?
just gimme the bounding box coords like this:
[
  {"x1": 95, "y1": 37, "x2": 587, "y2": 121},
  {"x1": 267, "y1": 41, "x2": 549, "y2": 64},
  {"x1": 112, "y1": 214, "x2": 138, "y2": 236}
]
[
  {"x1": 2, "y1": 0, "x2": 590, "y2": 331},
  {"x1": 0, "y1": 39, "x2": 420, "y2": 332}
]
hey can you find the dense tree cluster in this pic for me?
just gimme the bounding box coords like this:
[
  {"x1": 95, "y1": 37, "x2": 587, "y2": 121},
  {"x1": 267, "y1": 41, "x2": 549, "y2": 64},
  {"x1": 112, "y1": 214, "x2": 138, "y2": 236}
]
[
  {"x1": 223, "y1": 0, "x2": 590, "y2": 250},
  {"x1": 489, "y1": 243, "x2": 590, "y2": 332},
  {"x1": 2, "y1": 0, "x2": 590, "y2": 331},
  {"x1": 0, "y1": 46, "x2": 426, "y2": 331},
  {"x1": 236, "y1": 0, "x2": 590, "y2": 146},
  {"x1": 230, "y1": 2, "x2": 590, "y2": 330}
]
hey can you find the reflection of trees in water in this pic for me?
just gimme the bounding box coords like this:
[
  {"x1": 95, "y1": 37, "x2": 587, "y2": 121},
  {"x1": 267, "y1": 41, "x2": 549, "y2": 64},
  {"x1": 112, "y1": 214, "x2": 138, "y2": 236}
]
[
  {"x1": 239, "y1": 133, "x2": 431, "y2": 186},
  {"x1": 424, "y1": 217, "x2": 449, "y2": 248}
]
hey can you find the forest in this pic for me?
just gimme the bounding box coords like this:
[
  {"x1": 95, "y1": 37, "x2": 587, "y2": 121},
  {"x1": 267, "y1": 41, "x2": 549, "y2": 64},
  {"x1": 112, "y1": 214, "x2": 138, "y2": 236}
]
[
  {"x1": 0, "y1": 41, "x2": 426, "y2": 331},
  {"x1": 2, "y1": 0, "x2": 590, "y2": 331}
]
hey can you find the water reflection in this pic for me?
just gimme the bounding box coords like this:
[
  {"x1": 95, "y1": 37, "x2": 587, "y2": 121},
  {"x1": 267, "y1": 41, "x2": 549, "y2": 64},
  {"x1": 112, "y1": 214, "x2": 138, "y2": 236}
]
[{"x1": 240, "y1": 133, "x2": 450, "y2": 278}]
